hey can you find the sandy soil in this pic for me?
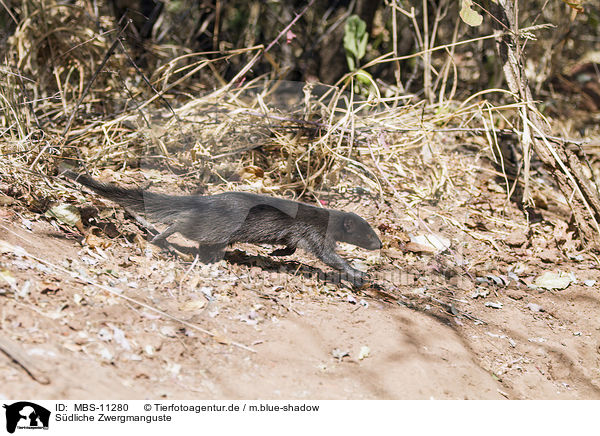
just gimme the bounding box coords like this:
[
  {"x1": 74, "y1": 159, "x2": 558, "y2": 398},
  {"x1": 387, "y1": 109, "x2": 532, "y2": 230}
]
[{"x1": 1, "y1": 173, "x2": 599, "y2": 400}]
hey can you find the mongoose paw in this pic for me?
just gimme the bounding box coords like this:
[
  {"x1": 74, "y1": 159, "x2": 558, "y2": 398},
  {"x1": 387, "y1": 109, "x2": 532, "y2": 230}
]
[{"x1": 344, "y1": 268, "x2": 369, "y2": 287}]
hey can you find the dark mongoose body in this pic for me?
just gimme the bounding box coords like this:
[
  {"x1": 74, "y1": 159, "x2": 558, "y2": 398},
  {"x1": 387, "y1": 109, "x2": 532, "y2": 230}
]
[{"x1": 63, "y1": 170, "x2": 382, "y2": 284}]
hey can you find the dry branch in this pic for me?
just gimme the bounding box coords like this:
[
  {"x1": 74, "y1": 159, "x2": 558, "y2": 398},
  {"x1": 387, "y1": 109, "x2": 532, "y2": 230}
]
[{"x1": 488, "y1": 0, "x2": 600, "y2": 249}]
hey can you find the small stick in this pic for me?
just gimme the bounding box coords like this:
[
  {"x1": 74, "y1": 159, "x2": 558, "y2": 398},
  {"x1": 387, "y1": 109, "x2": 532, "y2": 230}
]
[
  {"x1": 236, "y1": 0, "x2": 316, "y2": 82},
  {"x1": 179, "y1": 254, "x2": 200, "y2": 294},
  {"x1": 61, "y1": 21, "x2": 130, "y2": 139},
  {"x1": 29, "y1": 22, "x2": 131, "y2": 171},
  {"x1": 234, "y1": 109, "x2": 587, "y2": 146},
  {"x1": 0, "y1": 337, "x2": 50, "y2": 385}
]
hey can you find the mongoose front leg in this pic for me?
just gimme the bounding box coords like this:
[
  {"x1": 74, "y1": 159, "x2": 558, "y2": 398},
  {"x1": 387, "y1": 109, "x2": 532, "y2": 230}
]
[
  {"x1": 147, "y1": 223, "x2": 182, "y2": 256},
  {"x1": 312, "y1": 241, "x2": 367, "y2": 286},
  {"x1": 150, "y1": 223, "x2": 180, "y2": 243}
]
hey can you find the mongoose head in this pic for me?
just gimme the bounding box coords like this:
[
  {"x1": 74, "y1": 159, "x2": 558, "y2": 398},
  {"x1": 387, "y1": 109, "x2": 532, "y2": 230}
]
[{"x1": 332, "y1": 212, "x2": 382, "y2": 250}]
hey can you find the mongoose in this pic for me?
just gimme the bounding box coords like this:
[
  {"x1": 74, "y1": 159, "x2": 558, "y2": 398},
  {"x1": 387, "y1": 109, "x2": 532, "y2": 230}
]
[{"x1": 62, "y1": 170, "x2": 382, "y2": 285}]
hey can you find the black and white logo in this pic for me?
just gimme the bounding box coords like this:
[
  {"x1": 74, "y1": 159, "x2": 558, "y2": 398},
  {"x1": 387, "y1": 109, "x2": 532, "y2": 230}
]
[{"x1": 2, "y1": 402, "x2": 50, "y2": 434}]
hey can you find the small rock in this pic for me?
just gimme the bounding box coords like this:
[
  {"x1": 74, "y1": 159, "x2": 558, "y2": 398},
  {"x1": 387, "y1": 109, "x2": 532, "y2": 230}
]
[
  {"x1": 332, "y1": 348, "x2": 350, "y2": 362},
  {"x1": 98, "y1": 328, "x2": 112, "y2": 341},
  {"x1": 450, "y1": 276, "x2": 475, "y2": 291},
  {"x1": 99, "y1": 347, "x2": 113, "y2": 361},
  {"x1": 506, "y1": 230, "x2": 527, "y2": 247},
  {"x1": 506, "y1": 290, "x2": 527, "y2": 300},
  {"x1": 485, "y1": 301, "x2": 503, "y2": 309},
  {"x1": 526, "y1": 302, "x2": 543, "y2": 312},
  {"x1": 358, "y1": 346, "x2": 370, "y2": 360},
  {"x1": 471, "y1": 288, "x2": 489, "y2": 299},
  {"x1": 160, "y1": 325, "x2": 177, "y2": 337},
  {"x1": 539, "y1": 250, "x2": 559, "y2": 263}
]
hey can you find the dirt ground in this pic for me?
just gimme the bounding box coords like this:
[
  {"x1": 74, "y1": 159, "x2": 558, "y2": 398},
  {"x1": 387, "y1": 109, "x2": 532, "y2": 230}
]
[{"x1": 1, "y1": 166, "x2": 600, "y2": 400}]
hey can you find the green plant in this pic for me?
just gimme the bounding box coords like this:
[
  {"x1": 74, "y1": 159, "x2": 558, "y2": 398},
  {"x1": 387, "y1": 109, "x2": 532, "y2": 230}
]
[
  {"x1": 343, "y1": 15, "x2": 368, "y2": 72},
  {"x1": 343, "y1": 15, "x2": 374, "y2": 95}
]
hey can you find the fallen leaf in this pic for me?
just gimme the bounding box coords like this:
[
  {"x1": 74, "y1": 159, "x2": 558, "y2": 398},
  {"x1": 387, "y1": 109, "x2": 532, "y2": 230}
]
[
  {"x1": 534, "y1": 271, "x2": 574, "y2": 290},
  {"x1": 410, "y1": 234, "x2": 451, "y2": 253},
  {"x1": 384, "y1": 248, "x2": 408, "y2": 259},
  {"x1": 45, "y1": 203, "x2": 82, "y2": 229},
  {"x1": 180, "y1": 299, "x2": 207, "y2": 312},
  {"x1": 459, "y1": 0, "x2": 483, "y2": 26},
  {"x1": 506, "y1": 290, "x2": 527, "y2": 300},
  {"x1": 239, "y1": 165, "x2": 265, "y2": 181},
  {"x1": 20, "y1": 217, "x2": 33, "y2": 230},
  {"x1": 539, "y1": 249, "x2": 559, "y2": 263},
  {"x1": 83, "y1": 232, "x2": 112, "y2": 249}
]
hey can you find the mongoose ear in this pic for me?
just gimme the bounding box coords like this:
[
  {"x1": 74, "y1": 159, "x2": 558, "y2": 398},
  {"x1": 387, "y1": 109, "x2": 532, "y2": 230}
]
[{"x1": 343, "y1": 216, "x2": 356, "y2": 233}]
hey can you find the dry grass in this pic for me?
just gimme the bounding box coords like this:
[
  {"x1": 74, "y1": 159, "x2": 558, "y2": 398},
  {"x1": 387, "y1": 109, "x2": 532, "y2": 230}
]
[{"x1": 0, "y1": 0, "x2": 597, "y2": 248}]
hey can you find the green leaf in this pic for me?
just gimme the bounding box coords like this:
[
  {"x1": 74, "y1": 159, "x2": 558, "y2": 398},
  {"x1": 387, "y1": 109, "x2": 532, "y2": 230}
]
[
  {"x1": 561, "y1": 0, "x2": 584, "y2": 13},
  {"x1": 354, "y1": 69, "x2": 373, "y2": 86},
  {"x1": 346, "y1": 54, "x2": 356, "y2": 72},
  {"x1": 357, "y1": 32, "x2": 368, "y2": 60},
  {"x1": 459, "y1": 0, "x2": 483, "y2": 27},
  {"x1": 344, "y1": 15, "x2": 368, "y2": 71}
]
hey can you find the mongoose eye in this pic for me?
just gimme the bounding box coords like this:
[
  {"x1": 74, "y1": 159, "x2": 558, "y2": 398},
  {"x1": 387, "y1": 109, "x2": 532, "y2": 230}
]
[{"x1": 343, "y1": 217, "x2": 356, "y2": 232}]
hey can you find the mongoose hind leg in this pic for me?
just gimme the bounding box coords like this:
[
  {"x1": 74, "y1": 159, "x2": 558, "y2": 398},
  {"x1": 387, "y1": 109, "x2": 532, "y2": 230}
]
[{"x1": 197, "y1": 243, "x2": 227, "y2": 263}]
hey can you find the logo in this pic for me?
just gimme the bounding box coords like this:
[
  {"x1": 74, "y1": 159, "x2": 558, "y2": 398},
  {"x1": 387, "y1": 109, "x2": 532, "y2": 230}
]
[{"x1": 2, "y1": 402, "x2": 50, "y2": 434}]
